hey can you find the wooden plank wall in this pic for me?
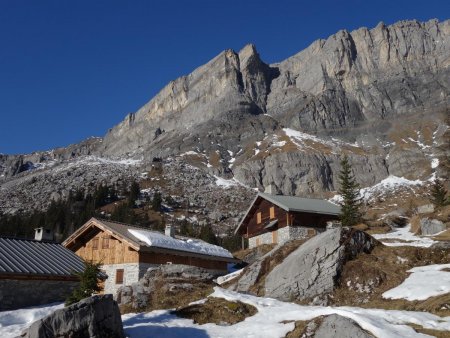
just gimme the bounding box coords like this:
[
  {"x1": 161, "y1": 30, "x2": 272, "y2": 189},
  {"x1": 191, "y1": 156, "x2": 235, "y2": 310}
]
[
  {"x1": 139, "y1": 252, "x2": 227, "y2": 271},
  {"x1": 246, "y1": 199, "x2": 287, "y2": 237},
  {"x1": 75, "y1": 230, "x2": 139, "y2": 264}
]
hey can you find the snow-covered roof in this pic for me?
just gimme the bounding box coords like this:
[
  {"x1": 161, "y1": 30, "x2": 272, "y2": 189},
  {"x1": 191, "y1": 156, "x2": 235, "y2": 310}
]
[
  {"x1": 63, "y1": 218, "x2": 236, "y2": 262},
  {"x1": 128, "y1": 229, "x2": 233, "y2": 259}
]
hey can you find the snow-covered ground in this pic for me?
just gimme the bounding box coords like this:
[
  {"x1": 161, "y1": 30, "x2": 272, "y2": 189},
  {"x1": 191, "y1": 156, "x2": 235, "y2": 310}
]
[
  {"x1": 0, "y1": 303, "x2": 63, "y2": 337},
  {"x1": 3, "y1": 287, "x2": 450, "y2": 338},
  {"x1": 121, "y1": 287, "x2": 450, "y2": 338},
  {"x1": 383, "y1": 263, "x2": 450, "y2": 301},
  {"x1": 372, "y1": 224, "x2": 437, "y2": 248},
  {"x1": 128, "y1": 229, "x2": 233, "y2": 258}
]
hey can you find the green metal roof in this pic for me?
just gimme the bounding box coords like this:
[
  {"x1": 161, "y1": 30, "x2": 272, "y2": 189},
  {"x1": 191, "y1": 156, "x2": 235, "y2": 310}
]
[{"x1": 258, "y1": 192, "x2": 341, "y2": 215}]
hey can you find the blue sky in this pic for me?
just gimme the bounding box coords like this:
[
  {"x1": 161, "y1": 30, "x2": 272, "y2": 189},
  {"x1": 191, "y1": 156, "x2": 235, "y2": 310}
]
[{"x1": 0, "y1": 0, "x2": 448, "y2": 154}]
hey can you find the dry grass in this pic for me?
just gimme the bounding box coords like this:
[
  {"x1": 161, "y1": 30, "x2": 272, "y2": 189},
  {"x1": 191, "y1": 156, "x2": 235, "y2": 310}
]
[
  {"x1": 284, "y1": 319, "x2": 320, "y2": 338},
  {"x1": 330, "y1": 244, "x2": 450, "y2": 316},
  {"x1": 233, "y1": 244, "x2": 276, "y2": 261},
  {"x1": 407, "y1": 323, "x2": 450, "y2": 338},
  {"x1": 410, "y1": 215, "x2": 421, "y2": 235},
  {"x1": 173, "y1": 297, "x2": 257, "y2": 325}
]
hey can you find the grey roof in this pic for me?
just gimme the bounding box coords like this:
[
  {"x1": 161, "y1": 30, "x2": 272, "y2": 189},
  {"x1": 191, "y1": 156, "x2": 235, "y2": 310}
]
[
  {"x1": 258, "y1": 192, "x2": 341, "y2": 215},
  {"x1": 0, "y1": 237, "x2": 84, "y2": 277}
]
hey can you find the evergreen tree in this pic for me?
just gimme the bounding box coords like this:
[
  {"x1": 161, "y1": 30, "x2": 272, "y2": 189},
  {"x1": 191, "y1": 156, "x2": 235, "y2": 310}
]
[
  {"x1": 198, "y1": 224, "x2": 218, "y2": 245},
  {"x1": 152, "y1": 192, "x2": 162, "y2": 211},
  {"x1": 338, "y1": 155, "x2": 362, "y2": 227},
  {"x1": 430, "y1": 179, "x2": 449, "y2": 208},
  {"x1": 128, "y1": 180, "x2": 141, "y2": 207},
  {"x1": 65, "y1": 261, "x2": 103, "y2": 306}
]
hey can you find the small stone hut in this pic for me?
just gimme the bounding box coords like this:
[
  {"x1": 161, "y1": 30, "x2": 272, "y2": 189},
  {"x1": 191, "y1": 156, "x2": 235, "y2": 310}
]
[{"x1": 0, "y1": 236, "x2": 84, "y2": 310}]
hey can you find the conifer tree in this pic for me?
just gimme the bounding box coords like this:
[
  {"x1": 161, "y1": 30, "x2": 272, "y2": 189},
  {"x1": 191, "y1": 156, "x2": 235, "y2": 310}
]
[
  {"x1": 65, "y1": 261, "x2": 103, "y2": 306},
  {"x1": 338, "y1": 155, "x2": 362, "y2": 227},
  {"x1": 430, "y1": 179, "x2": 449, "y2": 208}
]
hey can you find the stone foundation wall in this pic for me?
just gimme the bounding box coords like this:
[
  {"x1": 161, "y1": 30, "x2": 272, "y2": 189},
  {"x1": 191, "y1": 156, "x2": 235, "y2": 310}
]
[
  {"x1": 0, "y1": 279, "x2": 78, "y2": 311},
  {"x1": 248, "y1": 226, "x2": 321, "y2": 248},
  {"x1": 103, "y1": 263, "x2": 156, "y2": 297}
]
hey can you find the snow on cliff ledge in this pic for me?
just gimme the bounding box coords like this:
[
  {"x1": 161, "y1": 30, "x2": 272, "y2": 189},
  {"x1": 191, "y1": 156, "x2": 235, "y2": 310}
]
[{"x1": 128, "y1": 229, "x2": 233, "y2": 259}]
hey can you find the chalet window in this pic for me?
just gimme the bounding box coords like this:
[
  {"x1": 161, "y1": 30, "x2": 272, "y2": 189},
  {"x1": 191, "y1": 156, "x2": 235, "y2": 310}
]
[
  {"x1": 115, "y1": 269, "x2": 124, "y2": 284},
  {"x1": 102, "y1": 237, "x2": 109, "y2": 249},
  {"x1": 270, "y1": 207, "x2": 275, "y2": 219},
  {"x1": 256, "y1": 212, "x2": 262, "y2": 224},
  {"x1": 92, "y1": 238, "x2": 99, "y2": 250}
]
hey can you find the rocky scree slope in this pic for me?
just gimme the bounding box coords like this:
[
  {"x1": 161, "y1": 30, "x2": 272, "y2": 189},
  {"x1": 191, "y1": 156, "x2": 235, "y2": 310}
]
[{"x1": 1, "y1": 19, "x2": 449, "y2": 219}]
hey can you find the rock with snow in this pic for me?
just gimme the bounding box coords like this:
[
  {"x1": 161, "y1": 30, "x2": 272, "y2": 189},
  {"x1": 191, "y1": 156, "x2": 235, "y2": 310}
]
[
  {"x1": 312, "y1": 314, "x2": 375, "y2": 338},
  {"x1": 420, "y1": 218, "x2": 446, "y2": 236},
  {"x1": 417, "y1": 204, "x2": 435, "y2": 214},
  {"x1": 21, "y1": 295, "x2": 124, "y2": 338},
  {"x1": 264, "y1": 228, "x2": 377, "y2": 302}
]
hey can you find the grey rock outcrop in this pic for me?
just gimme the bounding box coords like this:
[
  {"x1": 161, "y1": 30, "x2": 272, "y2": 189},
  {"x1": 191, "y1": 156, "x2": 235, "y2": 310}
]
[
  {"x1": 116, "y1": 264, "x2": 214, "y2": 310},
  {"x1": 264, "y1": 228, "x2": 377, "y2": 302},
  {"x1": 311, "y1": 314, "x2": 375, "y2": 338},
  {"x1": 420, "y1": 217, "x2": 446, "y2": 235},
  {"x1": 21, "y1": 294, "x2": 124, "y2": 338}
]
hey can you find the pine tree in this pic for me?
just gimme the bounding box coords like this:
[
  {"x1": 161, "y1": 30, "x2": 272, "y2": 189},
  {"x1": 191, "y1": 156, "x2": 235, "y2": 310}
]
[
  {"x1": 65, "y1": 261, "x2": 103, "y2": 306},
  {"x1": 430, "y1": 179, "x2": 449, "y2": 208},
  {"x1": 338, "y1": 155, "x2": 362, "y2": 227},
  {"x1": 152, "y1": 192, "x2": 162, "y2": 211}
]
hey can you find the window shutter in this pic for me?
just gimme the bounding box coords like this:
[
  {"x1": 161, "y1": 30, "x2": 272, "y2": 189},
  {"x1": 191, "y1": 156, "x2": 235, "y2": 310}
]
[
  {"x1": 116, "y1": 269, "x2": 124, "y2": 284},
  {"x1": 257, "y1": 212, "x2": 262, "y2": 224},
  {"x1": 270, "y1": 207, "x2": 275, "y2": 219},
  {"x1": 102, "y1": 237, "x2": 109, "y2": 249},
  {"x1": 92, "y1": 238, "x2": 99, "y2": 250}
]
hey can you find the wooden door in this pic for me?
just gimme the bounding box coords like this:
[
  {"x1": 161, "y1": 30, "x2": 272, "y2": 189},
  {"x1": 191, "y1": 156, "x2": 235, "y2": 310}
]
[{"x1": 272, "y1": 231, "x2": 278, "y2": 244}]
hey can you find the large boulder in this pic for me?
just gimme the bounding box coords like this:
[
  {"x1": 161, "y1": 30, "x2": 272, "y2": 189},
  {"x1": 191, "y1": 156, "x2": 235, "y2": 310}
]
[
  {"x1": 116, "y1": 264, "x2": 215, "y2": 311},
  {"x1": 264, "y1": 228, "x2": 377, "y2": 302},
  {"x1": 420, "y1": 218, "x2": 446, "y2": 235},
  {"x1": 21, "y1": 294, "x2": 124, "y2": 338},
  {"x1": 297, "y1": 315, "x2": 375, "y2": 338}
]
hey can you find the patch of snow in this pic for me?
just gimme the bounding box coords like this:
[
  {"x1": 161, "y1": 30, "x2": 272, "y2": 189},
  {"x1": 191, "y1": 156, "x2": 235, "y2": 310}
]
[
  {"x1": 180, "y1": 151, "x2": 201, "y2": 156},
  {"x1": 356, "y1": 176, "x2": 423, "y2": 202},
  {"x1": 272, "y1": 141, "x2": 286, "y2": 147},
  {"x1": 227, "y1": 150, "x2": 234, "y2": 156},
  {"x1": 214, "y1": 176, "x2": 238, "y2": 189},
  {"x1": 372, "y1": 224, "x2": 437, "y2": 248},
  {"x1": 215, "y1": 269, "x2": 244, "y2": 285},
  {"x1": 121, "y1": 287, "x2": 450, "y2": 338},
  {"x1": 0, "y1": 303, "x2": 63, "y2": 337},
  {"x1": 431, "y1": 158, "x2": 439, "y2": 169},
  {"x1": 383, "y1": 264, "x2": 450, "y2": 301},
  {"x1": 128, "y1": 229, "x2": 233, "y2": 259},
  {"x1": 254, "y1": 149, "x2": 260, "y2": 156},
  {"x1": 397, "y1": 256, "x2": 408, "y2": 264}
]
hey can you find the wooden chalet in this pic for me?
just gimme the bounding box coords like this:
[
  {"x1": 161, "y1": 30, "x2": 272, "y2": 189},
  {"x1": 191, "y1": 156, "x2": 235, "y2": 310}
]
[
  {"x1": 63, "y1": 218, "x2": 239, "y2": 295},
  {"x1": 235, "y1": 191, "x2": 341, "y2": 248}
]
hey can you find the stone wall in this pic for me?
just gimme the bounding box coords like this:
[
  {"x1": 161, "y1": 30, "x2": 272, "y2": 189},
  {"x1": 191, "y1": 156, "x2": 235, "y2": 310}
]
[
  {"x1": 248, "y1": 226, "x2": 321, "y2": 248},
  {"x1": 0, "y1": 279, "x2": 78, "y2": 311},
  {"x1": 102, "y1": 263, "x2": 156, "y2": 297}
]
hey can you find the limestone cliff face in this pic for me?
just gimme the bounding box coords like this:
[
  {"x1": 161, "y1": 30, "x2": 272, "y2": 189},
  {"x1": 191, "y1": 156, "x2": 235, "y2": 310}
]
[
  {"x1": 1, "y1": 19, "x2": 449, "y2": 214},
  {"x1": 267, "y1": 19, "x2": 450, "y2": 133},
  {"x1": 101, "y1": 44, "x2": 278, "y2": 155}
]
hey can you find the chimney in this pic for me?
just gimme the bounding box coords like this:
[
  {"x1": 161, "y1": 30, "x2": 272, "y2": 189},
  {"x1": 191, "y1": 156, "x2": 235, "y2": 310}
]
[
  {"x1": 264, "y1": 184, "x2": 277, "y2": 195},
  {"x1": 165, "y1": 225, "x2": 175, "y2": 237},
  {"x1": 34, "y1": 228, "x2": 54, "y2": 241}
]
